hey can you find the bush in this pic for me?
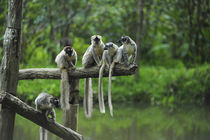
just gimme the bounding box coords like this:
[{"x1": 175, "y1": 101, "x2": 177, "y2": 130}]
[{"x1": 17, "y1": 64, "x2": 210, "y2": 107}]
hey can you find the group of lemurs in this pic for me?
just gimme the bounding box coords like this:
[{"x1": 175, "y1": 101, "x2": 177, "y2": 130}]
[
  {"x1": 34, "y1": 35, "x2": 137, "y2": 140},
  {"x1": 81, "y1": 35, "x2": 137, "y2": 118}
]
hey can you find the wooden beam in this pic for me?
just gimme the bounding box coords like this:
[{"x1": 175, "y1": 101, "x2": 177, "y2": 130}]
[
  {"x1": 0, "y1": 92, "x2": 83, "y2": 140},
  {"x1": 0, "y1": 0, "x2": 22, "y2": 139},
  {"x1": 18, "y1": 64, "x2": 138, "y2": 80}
]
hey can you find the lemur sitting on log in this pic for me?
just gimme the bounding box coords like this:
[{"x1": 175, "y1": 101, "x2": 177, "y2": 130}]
[
  {"x1": 55, "y1": 39, "x2": 77, "y2": 110},
  {"x1": 82, "y1": 35, "x2": 105, "y2": 118},
  {"x1": 98, "y1": 42, "x2": 119, "y2": 116},
  {"x1": 35, "y1": 92, "x2": 59, "y2": 140},
  {"x1": 117, "y1": 36, "x2": 137, "y2": 65},
  {"x1": 97, "y1": 36, "x2": 137, "y2": 116}
]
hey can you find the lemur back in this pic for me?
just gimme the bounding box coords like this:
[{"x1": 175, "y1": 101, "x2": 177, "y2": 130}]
[
  {"x1": 117, "y1": 36, "x2": 137, "y2": 65},
  {"x1": 35, "y1": 92, "x2": 59, "y2": 140}
]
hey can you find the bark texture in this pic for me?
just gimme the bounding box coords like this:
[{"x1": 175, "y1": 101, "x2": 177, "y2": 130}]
[
  {"x1": 18, "y1": 64, "x2": 138, "y2": 80},
  {"x1": 0, "y1": 0, "x2": 22, "y2": 139},
  {"x1": 0, "y1": 92, "x2": 83, "y2": 140}
]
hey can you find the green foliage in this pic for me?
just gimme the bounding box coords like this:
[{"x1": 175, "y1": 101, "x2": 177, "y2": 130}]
[
  {"x1": 18, "y1": 79, "x2": 60, "y2": 104},
  {"x1": 1, "y1": 0, "x2": 210, "y2": 65},
  {"x1": 17, "y1": 64, "x2": 210, "y2": 106},
  {"x1": 1, "y1": 0, "x2": 210, "y2": 107}
]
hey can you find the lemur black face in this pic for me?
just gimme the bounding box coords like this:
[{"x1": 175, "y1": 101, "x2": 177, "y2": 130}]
[
  {"x1": 117, "y1": 36, "x2": 130, "y2": 44},
  {"x1": 122, "y1": 38, "x2": 127, "y2": 42},
  {"x1": 121, "y1": 36, "x2": 129, "y2": 43},
  {"x1": 104, "y1": 42, "x2": 113, "y2": 50},
  {"x1": 94, "y1": 36, "x2": 100, "y2": 44},
  {"x1": 64, "y1": 46, "x2": 73, "y2": 56},
  {"x1": 50, "y1": 98, "x2": 60, "y2": 108}
]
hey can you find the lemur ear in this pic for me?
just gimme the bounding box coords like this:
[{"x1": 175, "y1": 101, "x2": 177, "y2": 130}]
[
  {"x1": 91, "y1": 35, "x2": 95, "y2": 40},
  {"x1": 97, "y1": 35, "x2": 102, "y2": 39}
]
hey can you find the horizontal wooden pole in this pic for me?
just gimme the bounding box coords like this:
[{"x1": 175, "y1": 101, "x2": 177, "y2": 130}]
[
  {"x1": 0, "y1": 92, "x2": 83, "y2": 140},
  {"x1": 18, "y1": 64, "x2": 138, "y2": 80}
]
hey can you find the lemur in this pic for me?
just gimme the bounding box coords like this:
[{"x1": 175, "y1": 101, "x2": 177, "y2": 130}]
[
  {"x1": 35, "y1": 92, "x2": 59, "y2": 140},
  {"x1": 82, "y1": 35, "x2": 105, "y2": 118},
  {"x1": 55, "y1": 40, "x2": 77, "y2": 110},
  {"x1": 98, "y1": 42, "x2": 118, "y2": 116},
  {"x1": 117, "y1": 36, "x2": 137, "y2": 66},
  {"x1": 96, "y1": 36, "x2": 136, "y2": 116}
]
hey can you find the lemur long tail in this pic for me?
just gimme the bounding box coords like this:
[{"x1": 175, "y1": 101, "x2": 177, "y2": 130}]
[
  {"x1": 40, "y1": 127, "x2": 48, "y2": 140},
  {"x1": 108, "y1": 62, "x2": 115, "y2": 117},
  {"x1": 60, "y1": 69, "x2": 70, "y2": 110},
  {"x1": 98, "y1": 64, "x2": 105, "y2": 114},
  {"x1": 84, "y1": 78, "x2": 93, "y2": 118}
]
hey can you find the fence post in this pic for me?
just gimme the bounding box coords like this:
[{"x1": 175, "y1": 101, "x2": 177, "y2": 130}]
[
  {"x1": 0, "y1": 0, "x2": 22, "y2": 139},
  {"x1": 63, "y1": 79, "x2": 80, "y2": 132}
]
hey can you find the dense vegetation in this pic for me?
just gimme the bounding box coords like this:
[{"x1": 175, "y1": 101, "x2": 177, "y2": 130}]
[
  {"x1": 0, "y1": 0, "x2": 210, "y2": 106},
  {"x1": 17, "y1": 64, "x2": 210, "y2": 106}
]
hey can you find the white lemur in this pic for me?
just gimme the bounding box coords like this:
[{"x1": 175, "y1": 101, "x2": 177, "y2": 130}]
[
  {"x1": 97, "y1": 36, "x2": 136, "y2": 116},
  {"x1": 35, "y1": 92, "x2": 59, "y2": 140},
  {"x1": 55, "y1": 40, "x2": 77, "y2": 110},
  {"x1": 82, "y1": 35, "x2": 105, "y2": 118},
  {"x1": 117, "y1": 36, "x2": 137, "y2": 65},
  {"x1": 98, "y1": 42, "x2": 118, "y2": 116}
]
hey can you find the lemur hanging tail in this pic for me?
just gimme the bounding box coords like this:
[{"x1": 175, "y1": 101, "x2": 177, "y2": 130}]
[
  {"x1": 40, "y1": 127, "x2": 48, "y2": 140},
  {"x1": 84, "y1": 78, "x2": 93, "y2": 118},
  {"x1": 98, "y1": 63, "x2": 106, "y2": 114},
  {"x1": 108, "y1": 62, "x2": 115, "y2": 117},
  {"x1": 60, "y1": 69, "x2": 70, "y2": 110},
  {"x1": 82, "y1": 35, "x2": 105, "y2": 118}
]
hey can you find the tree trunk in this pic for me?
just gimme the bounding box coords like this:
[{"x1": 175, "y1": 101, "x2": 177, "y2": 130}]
[
  {"x1": 64, "y1": 23, "x2": 70, "y2": 38},
  {"x1": 0, "y1": 0, "x2": 22, "y2": 140},
  {"x1": 187, "y1": 0, "x2": 195, "y2": 62},
  {"x1": 135, "y1": 0, "x2": 144, "y2": 81},
  {"x1": 195, "y1": 0, "x2": 201, "y2": 62}
]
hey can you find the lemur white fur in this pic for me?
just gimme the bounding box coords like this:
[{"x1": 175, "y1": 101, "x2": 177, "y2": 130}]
[
  {"x1": 55, "y1": 45, "x2": 77, "y2": 110},
  {"x1": 35, "y1": 92, "x2": 59, "y2": 140},
  {"x1": 98, "y1": 42, "x2": 118, "y2": 116},
  {"x1": 82, "y1": 35, "x2": 104, "y2": 118},
  {"x1": 117, "y1": 36, "x2": 137, "y2": 65}
]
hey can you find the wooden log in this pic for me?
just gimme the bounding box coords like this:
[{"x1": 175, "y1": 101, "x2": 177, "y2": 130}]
[
  {"x1": 0, "y1": 92, "x2": 83, "y2": 140},
  {"x1": 62, "y1": 79, "x2": 79, "y2": 139},
  {"x1": 0, "y1": 0, "x2": 22, "y2": 139},
  {"x1": 69, "y1": 79, "x2": 80, "y2": 131},
  {"x1": 18, "y1": 64, "x2": 138, "y2": 80}
]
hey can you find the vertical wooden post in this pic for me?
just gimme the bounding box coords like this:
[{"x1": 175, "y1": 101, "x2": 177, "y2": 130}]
[
  {"x1": 63, "y1": 79, "x2": 79, "y2": 132},
  {"x1": 135, "y1": 0, "x2": 144, "y2": 81},
  {"x1": 0, "y1": 0, "x2": 22, "y2": 139}
]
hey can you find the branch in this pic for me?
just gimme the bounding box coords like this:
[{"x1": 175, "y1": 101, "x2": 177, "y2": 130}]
[
  {"x1": 0, "y1": 92, "x2": 83, "y2": 140},
  {"x1": 18, "y1": 64, "x2": 138, "y2": 80}
]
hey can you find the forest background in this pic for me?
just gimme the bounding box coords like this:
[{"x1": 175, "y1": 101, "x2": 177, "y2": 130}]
[{"x1": 0, "y1": 0, "x2": 209, "y2": 107}]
